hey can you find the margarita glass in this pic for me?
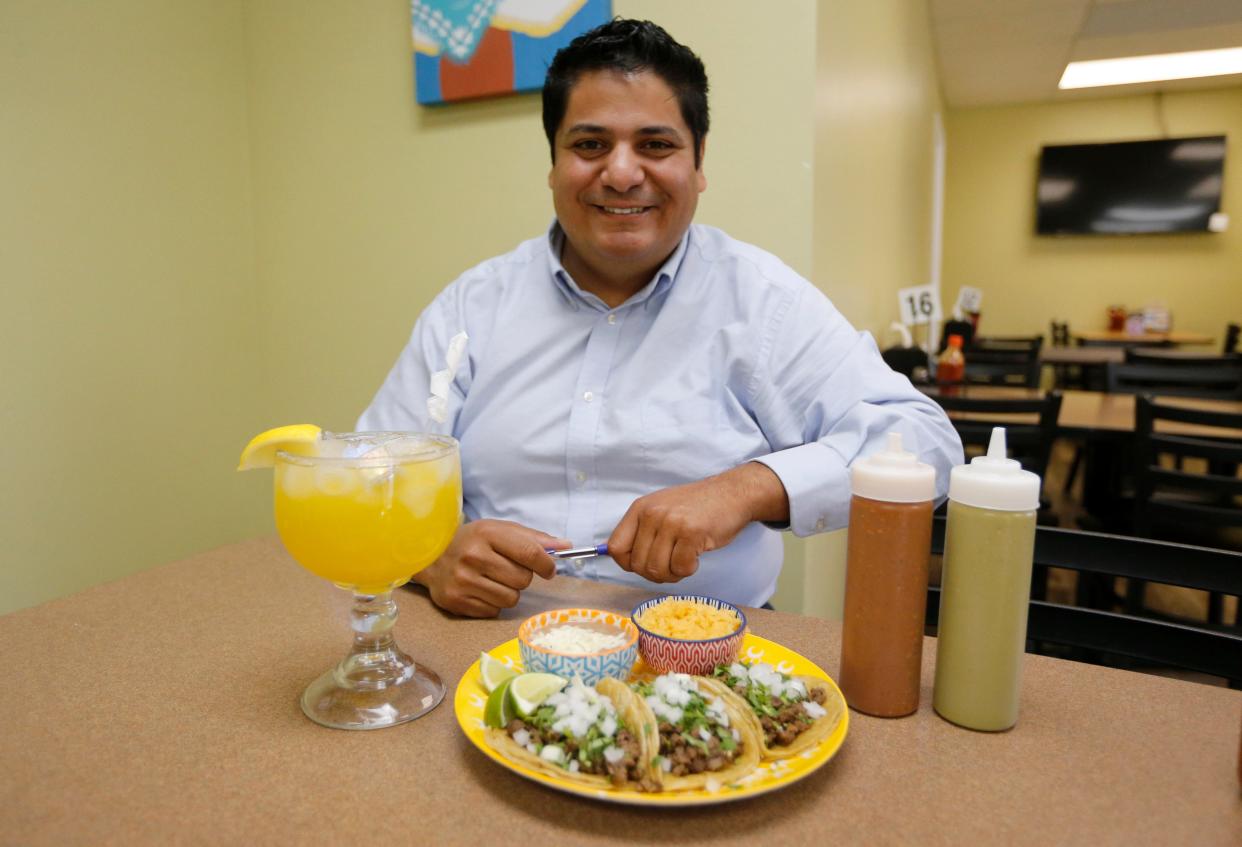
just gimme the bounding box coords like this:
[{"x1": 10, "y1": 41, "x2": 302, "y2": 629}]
[{"x1": 274, "y1": 432, "x2": 461, "y2": 730}]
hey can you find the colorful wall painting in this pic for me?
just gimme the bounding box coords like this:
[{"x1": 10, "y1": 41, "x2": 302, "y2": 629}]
[{"x1": 412, "y1": 0, "x2": 612, "y2": 104}]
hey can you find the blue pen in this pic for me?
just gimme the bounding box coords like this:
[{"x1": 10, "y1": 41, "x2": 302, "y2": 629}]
[{"x1": 546, "y1": 543, "x2": 609, "y2": 561}]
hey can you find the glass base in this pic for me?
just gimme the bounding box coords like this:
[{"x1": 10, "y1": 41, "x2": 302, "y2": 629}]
[
  {"x1": 300, "y1": 652, "x2": 445, "y2": 730},
  {"x1": 299, "y1": 590, "x2": 444, "y2": 730}
]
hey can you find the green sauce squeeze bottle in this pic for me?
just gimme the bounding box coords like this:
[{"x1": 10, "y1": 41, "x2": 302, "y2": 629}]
[{"x1": 932, "y1": 427, "x2": 1040, "y2": 732}]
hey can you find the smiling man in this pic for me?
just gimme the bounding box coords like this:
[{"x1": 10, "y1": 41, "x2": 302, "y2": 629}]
[{"x1": 358, "y1": 19, "x2": 962, "y2": 617}]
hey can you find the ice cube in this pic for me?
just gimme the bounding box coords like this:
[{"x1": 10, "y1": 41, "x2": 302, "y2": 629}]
[
  {"x1": 279, "y1": 464, "x2": 316, "y2": 499},
  {"x1": 314, "y1": 465, "x2": 359, "y2": 496}
]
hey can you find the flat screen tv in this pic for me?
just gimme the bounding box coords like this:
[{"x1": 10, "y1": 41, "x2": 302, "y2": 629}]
[{"x1": 1035, "y1": 135, "x2": 1226, "y2": 235}]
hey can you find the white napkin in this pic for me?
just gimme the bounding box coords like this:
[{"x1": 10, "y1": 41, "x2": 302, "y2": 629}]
[{"x1": 428, "y1": 331, "x2": 469, "y2": 424}]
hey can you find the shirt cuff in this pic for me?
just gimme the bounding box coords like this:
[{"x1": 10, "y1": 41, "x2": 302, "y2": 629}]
[{"x1": 753, "y1": 443, "x2": 851, "y2": 537}]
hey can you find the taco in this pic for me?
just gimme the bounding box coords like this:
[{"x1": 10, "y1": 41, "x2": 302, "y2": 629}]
[
  {"x1": 484, "y1": 677, "x2": 661, "y2": 792},
  {"x1": 704, "y1": 662, "x2": 844, "y2": 760},
  {"x1": 631, "y1": 673, "x2": 762, "y2": 791}
]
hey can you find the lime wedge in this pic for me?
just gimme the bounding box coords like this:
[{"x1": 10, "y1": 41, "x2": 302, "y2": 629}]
[
  {"x1": 479, "y1": 651, "x2": 519, "y2": 694},
  {"x1": 510, "y1": 673, "x2": 569, "y2": 718},
  {"x1": 483, "y1": 676, "x2": 517, "y2": 729}
]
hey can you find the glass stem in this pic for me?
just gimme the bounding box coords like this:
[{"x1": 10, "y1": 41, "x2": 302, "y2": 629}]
[{"x1": 336, "y1": 591, "x2": 414, "y2": 690}]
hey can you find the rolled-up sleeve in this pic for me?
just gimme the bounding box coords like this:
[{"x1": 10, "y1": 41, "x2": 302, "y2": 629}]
[{"x1": 751, "y1": 285, "x2": 963, "y2": 537}]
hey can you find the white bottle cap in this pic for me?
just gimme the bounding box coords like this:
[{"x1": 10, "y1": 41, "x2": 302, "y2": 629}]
[
  {"x1": 947, "y1": 427, "x2": 1041, "y2": 511},
  {"x1": 850, "y1": 432, "x2": 936, "y2": 503}
]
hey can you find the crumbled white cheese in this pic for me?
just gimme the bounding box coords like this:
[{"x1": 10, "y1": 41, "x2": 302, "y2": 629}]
[{"x1": 530, "y1": 624, "x2": 627, "y2": 654}]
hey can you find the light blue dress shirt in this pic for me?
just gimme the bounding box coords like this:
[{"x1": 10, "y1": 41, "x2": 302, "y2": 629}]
[{"x1": 358, "y1": 223, "x2": 962, "y2": 606}]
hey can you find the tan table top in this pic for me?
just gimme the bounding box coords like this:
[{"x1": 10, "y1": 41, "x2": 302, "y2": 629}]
[
  {"x1": 1076, "y1": 330, "x2": 1215, "y2": 346},
  {"x1": 1040, "y1": 346, "x2": 1124, "y2": 366},
  {"x1": 2, "y1": 539, "x2": 1240, "y2": 845}
]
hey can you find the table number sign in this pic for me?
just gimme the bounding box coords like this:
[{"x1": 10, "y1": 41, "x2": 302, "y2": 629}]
[
  {"x1": 955, "y1": 286, "x2": 983, "y2": 315},
  {"x1": 897, "y1": 284, "x2": 943, "y2": 327}
]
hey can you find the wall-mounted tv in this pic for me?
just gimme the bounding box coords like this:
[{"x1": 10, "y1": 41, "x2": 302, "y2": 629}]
[{"x1": 1035, "y1": 135, "x2": 1226, "y2": 235}]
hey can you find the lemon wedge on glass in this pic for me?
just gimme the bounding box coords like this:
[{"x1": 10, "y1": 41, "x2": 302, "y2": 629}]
[{"x1": 237, "y1": 424, "x2": 323, "y2": 471}]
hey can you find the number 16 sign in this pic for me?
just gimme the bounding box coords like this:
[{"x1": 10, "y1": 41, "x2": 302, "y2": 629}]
[{"x1": 897, "y1": 284, "x2": 943, "y2": 327}]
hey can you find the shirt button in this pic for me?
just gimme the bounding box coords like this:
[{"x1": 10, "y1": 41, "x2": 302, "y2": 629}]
[
  {"x1": 576, "y1": 471, "x2": 587, "y2": 483},
  {"x1": 607, "y1": 314, "x2": 617, "y2": 325},
  {"x1": 583, "y1": 391, "x2": 594, "y2": 402}
]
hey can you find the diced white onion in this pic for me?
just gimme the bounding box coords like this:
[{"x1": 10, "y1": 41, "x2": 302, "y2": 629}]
[
  {"x1": 803, "y1": 700, "x2": 827, "y2": 719},
  {"x1": 660, "y1": 757, "x2": 672, "y2": 773},
  {"x1": 512, "y1": 729, "x2": 530, "y2": 747},
  {"x1": 526, "y1": 743, "x2": 538, "y2": 754},
  {"x1": 603, "y1": 745, "x2": 625, "y2": 764},
  {"x1": 697, "y1": 727, "x2": 711, "y2": 742},
  {"x1": 568, "y1": 760, "x2": 580, "y2": 773},
  {"x1": 540, "y1": 745, "x2": 564, "y2": 763}
]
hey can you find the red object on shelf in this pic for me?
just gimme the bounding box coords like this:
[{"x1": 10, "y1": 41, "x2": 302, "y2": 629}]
[{"x1": 937, "y1": 334, "x2": 966, "y2": 395}]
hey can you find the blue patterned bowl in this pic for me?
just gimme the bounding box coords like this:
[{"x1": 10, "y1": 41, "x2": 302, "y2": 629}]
[
  {"x1": 630, "y1": 594, "x2": 747, "y2": 675},
  {"x1": 517, "y1": 608, "x2": 639, "y2": 685}
]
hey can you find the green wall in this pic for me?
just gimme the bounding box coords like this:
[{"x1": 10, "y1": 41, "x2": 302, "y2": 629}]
[
  {"x1": 793, "y1": 0, "x2": 947, "y2": 619},
  {"x1": 2, "y1": 0, "x2": 825, "y2": 614},
  {"x1": 944, "y1": 87, "x2": 1242, "y2": 342},
  {"x1": 1, "y1": 0, "x2": 268, "y2": 614}
]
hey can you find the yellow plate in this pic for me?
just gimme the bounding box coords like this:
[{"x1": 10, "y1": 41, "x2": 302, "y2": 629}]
[{"x1": 453, "y1": 633, "x2": 849, "y2": 806}]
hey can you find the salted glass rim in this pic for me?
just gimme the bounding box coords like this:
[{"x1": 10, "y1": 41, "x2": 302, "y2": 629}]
[{"x1": 275, "y1": 431, "x2": 458, "y2": 468}]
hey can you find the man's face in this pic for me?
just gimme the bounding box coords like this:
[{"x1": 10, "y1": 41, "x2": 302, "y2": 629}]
[{"x1": 549, "y1": 69, "x2": 706, "y2": 291}]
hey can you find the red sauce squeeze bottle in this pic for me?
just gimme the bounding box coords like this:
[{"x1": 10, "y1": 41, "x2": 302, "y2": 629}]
[{"x1": 839, "y1": 432, "x2": 936, "y2": 717}]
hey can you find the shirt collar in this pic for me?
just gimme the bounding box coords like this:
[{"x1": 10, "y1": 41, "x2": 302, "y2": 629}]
[{"x1": 544, "y1": 220, "x2": 691, "y2": 312}]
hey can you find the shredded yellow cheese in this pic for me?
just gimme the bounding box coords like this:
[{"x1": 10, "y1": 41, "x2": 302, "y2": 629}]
[{"x1": 636, "y1": 599, "x2": 740, "y2": 639}]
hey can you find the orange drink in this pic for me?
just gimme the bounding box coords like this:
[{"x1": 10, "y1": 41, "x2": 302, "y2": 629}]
[
  {"x1": 240, "y1": 427, "x2": 460, "y2": 730},
  {"x1": 275, "y1": 442, "x2": 461, "y2": 594}
]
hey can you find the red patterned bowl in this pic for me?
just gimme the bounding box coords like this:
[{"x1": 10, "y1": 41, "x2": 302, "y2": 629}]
[{"x1": 630, "y1": 594, "x2": 747, "y2": 675}]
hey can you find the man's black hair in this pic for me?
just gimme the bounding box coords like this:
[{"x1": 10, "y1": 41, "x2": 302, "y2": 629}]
[{"x1": 542, "y1": 18, "x2": 709, "y2": 168}]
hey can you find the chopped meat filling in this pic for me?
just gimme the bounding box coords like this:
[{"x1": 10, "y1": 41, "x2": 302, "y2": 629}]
[
  {"x1": 657, "y1": 721, "x2": 738, "y2": 777},
  {"x1": 744, "y1": 685, "x2": 827, "y2": 748},
  {"x1": 506, "y1": 719, "x2": 657, "y2": 791}
]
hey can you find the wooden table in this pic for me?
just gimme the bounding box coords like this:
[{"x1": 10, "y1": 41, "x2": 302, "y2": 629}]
[
  {"x1": 1040, "y1": 346, "x2": 1124, "y2": 366},
  {"x1": 1075, "y1": 330, "x2": 1215, "y2": 347},
  {"x1": 2, "y1": 539, "x2": 1239, "y2": 845}
]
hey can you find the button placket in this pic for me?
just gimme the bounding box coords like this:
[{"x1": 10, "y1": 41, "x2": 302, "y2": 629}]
[{"x1": 563, "y1": 309, "x2": 625, "y2": 555}]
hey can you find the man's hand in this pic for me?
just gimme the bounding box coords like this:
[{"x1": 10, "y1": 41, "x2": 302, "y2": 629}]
[
  {"x1": 607, "y1": 462, "x2": 789, "y2": 584},
  {"x1": 413, "y1": 519, "x2": 569, "y2": 618}
]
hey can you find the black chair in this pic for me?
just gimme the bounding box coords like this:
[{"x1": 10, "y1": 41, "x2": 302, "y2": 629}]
[
  {"x1": 1105, "y1": 360, "x2": 1242, "y2": 399},
  {"x1": 1132, "y1": 395, "x2": 1242, "y2": 625},
  {"x1": 937, "y1": 319, "x2": 975, "y2": 353},
  {"x1": 973, "y1": 335, "x2": 1044, "y2": 353},
  {"x1": 1224, "y1": 323, "x2": 1239, "y2": 355},
  {"x1": 881, "y1": 345, "x2": 928, "y2": 381},
  {"x1": 930, "y1": 391, "x2": 1063, "y2": 580},
  {"x1": 926, "y1": 515, "x2": 1242, "y2": 686},
  {"x1": 1124, "y1": 348, "x2": 1242, "y2": 367},
  {"x1": 964, "y1": 336, "x2": 1044, "y2": 388},
  {"x1": 930, "y1": 391, "x2": 1062, "y2": 483}
]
